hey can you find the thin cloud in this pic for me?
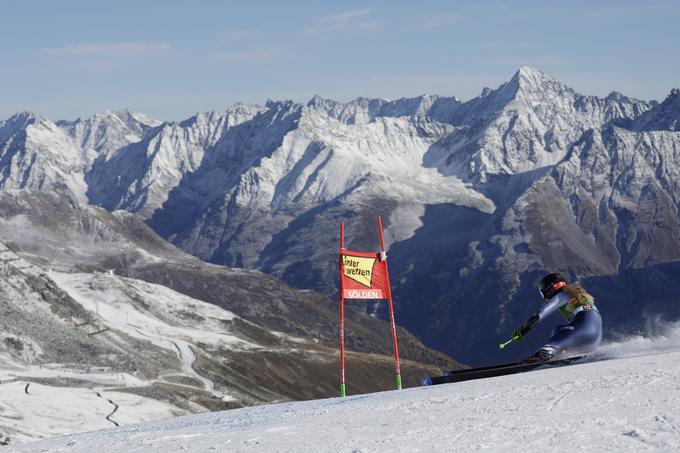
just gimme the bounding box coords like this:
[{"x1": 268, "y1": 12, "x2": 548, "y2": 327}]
[
  {"x1": 40, "y1": 42, "x2": 171, "y2": 57},
  {"x1": 477, "y1": 56, "x2": 569, "y2": 66},
  {"x1": 219, "y1": 29, "x2": 258, "y2": 43},
  {"x1": 419, "y1": 12, "x2": 460, "y2": 30},
  {"x1": 417, "y1": 3, "x2": 513, "y2": 30},
  {"x1": 307, "y1": 9, "x2": 382, "y2": 34},
  {"x1": 213, "y1": 48, "x2": 279, "y2": 63},
  {"x1": 212, "y1": 39, "x2": 315, "y2": 64}
]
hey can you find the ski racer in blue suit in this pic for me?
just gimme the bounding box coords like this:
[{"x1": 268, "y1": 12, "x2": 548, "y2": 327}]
[{"x1": 512, "y1": 273, "x2": 602, "y2": 361}]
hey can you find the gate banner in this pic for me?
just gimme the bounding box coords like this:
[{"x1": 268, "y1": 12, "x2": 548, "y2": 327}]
[{"x1": 340, "y1": 250, "x2": 388, "y2": 299}]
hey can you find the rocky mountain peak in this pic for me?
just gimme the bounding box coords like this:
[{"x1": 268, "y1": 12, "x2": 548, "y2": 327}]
[
  {"x1": 0, "y1": 112, "x2": 42, "y2": 141},
  {"x1": 4, "y1": 111, "x2": 43, "y2": 124},
  {"x1": 306, "y1": 94, "x2": 326, "y2": 107},
  {"x1": 78, "y1": 109, "x2": 161, "y2": 131},
  {"x1": 605, "y1": 91, "x2": 629, "y2": 102},
  {"x1": 633, "y1": 87, "x2": 680, "y2": 131},
  {"x1": 514, "y1": 65, "x2": 547, "y2": 81},
  {"x1": 508, "y1": 66, "x2": 573, "y2": 99},
  {"x1": 304, "y1": 94, "x2": 462, "y2": 126},
  {"x1": 662, "y1": 88, "x2": 680, "y2": 109}
]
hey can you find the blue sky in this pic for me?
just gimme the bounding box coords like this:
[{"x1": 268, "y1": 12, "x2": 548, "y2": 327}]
[{"x1": 1, "y1": 0, "x2": 678, "y2": 121}]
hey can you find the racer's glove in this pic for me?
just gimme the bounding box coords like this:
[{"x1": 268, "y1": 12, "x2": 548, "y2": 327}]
[
  {"x1": 513, "y1": 313, "x2": 540, "y2": 341},
  {"x1": 511, "y1": 328, "x2": 524, "y2": 341}
]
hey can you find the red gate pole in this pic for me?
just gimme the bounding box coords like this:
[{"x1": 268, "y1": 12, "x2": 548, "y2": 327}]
[
  {"x1": 339, "y1": 222, "x2": 347, "y2": 397},
  {"x1": 377, "y1": 216, "x2": 402, "y2": 390}
]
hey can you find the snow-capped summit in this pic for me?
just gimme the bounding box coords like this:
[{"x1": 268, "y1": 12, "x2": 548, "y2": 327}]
[
  {"x1": 58, "y1": 109, "x2": 161, "y2": 158},
  {"x1": 428, "y1": 67, "x2": 653, "y2": 181},
  {"x1": 512, "y1": 66, "x2": 569, "y2": 94},
  {"x1": 633, "y1": 87, "x2": 680, "y2": 131},
  {"x1": 605, "y1": 90, "x2": 627, "y2": 101},
  {"x1": 0, "y1": 113, "x2": 91, "y2": 203},
  {"x1": 0, "y1": 112, "x2": 45, "y2": 141},
  {"x1": 305, "y1": 95, "x2": 379, "y2": 124},
  {"x1": 82, "y1": 102, "x2": 272, "y2": 219},
  {"x1": 305, "y1": 94, "x2": 462, "y2": 125},
  {"x1": 179, "y1": 104, "x2": 265, "y2": 132},
  {"x1": 305, "y1": 94, "x2": 453, "y2": 126}
]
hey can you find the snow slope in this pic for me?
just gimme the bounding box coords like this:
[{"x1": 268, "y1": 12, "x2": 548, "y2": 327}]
[
  {"x1": 0, "y1": 379, "x2": 186, "y2": 445},
  {"x1": 10, "y1": 331, "x2": 680, "y2": 452}
]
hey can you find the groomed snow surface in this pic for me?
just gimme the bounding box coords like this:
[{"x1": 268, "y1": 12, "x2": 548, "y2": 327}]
[{"x1": 9, "y1": 323, "x2": 680, "y2": 452}]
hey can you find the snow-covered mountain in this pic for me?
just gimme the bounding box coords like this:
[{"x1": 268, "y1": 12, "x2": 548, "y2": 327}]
[
  {"x1": 57, "y1": 109, "x2": 161, "y2": 155},
  {"x1": 633, "y1": 88, "x2": 680, "y2": 131},
  {"x1": 85, "y1": 105, "x2": 265, "y2": 219},
  {"x1": 1, "y1": 67, "x2": 679, "y2": 367},
  {"x1": 9, "y1": 329, "x2": 680, "y2": 452},
  {"x1": 0, "y1": 112, "x2": 92, "y2": 203},
  {"x1": 426, "y1": 67, "x2": 652, "y2": 180}
]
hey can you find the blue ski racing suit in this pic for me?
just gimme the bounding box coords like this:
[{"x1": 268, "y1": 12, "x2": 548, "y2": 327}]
[{"x1": 514, "y1": 282, "x2": 602, "y2": 361}]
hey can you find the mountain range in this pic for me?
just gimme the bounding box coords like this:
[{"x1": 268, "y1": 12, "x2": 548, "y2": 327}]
[{"x1": 1, "y1": 67, "x2": 680, "y2": 368}]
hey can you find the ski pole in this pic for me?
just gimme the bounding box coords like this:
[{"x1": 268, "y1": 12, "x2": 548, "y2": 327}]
[{"x1": 498, "y1": 338, "x2": 515, "y2": 349}]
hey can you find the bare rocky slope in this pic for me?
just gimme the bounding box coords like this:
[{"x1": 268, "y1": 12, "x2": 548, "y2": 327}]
[{"x1": 0, "y1": 190, "x2": 458, "y2": 443}]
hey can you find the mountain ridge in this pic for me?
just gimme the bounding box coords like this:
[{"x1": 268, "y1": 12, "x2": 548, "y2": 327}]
[{"x1": 1, "y1": 67, "x2": 679, "y2": 366}]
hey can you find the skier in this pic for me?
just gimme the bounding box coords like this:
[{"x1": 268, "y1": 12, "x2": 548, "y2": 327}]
[
  {"x1": 511, "y1": 273, "x2": 602, "y2": 362},
  {"x1": 422, "y1": 273, "x2": 602, "y2": 386}
]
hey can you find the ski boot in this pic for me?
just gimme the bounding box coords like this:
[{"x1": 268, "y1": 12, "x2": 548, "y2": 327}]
[{"x1": 525, "y1": 347, "x2": 557, "y2": 362}]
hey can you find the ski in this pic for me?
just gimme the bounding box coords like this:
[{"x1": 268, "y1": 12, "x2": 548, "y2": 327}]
[{"x1": 422, "y1": 355, "x2": 585, "y2": 386}]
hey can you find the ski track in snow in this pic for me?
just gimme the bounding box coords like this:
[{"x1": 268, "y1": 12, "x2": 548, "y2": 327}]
[
  {"x1": 9, "y1": 346, "x2": 680, "y2": 452},
  {"x1": 0, "y1": 379, "x2": 184, "y2": 446},
  {"x1": 95, "y1": 392, "x2": 120, "y2": 427}
]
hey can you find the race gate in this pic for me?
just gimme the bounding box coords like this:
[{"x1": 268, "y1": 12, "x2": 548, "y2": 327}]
[{"x1": 338, "y1": 216, "x2": 401, "y2": 396}]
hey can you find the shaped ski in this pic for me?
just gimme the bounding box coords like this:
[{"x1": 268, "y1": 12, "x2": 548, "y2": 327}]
[{"x1": 422, "y1": 356, "x2": 584, "y2": 386}]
